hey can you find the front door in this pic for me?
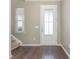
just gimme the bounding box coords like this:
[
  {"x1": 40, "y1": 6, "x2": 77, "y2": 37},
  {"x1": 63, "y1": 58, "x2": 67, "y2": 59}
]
[{"x1": 40, "y1": 5, "x2": 57, "y2": 45}]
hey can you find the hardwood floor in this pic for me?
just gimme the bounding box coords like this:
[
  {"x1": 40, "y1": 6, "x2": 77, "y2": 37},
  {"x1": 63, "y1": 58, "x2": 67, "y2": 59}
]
[{"x1": 11, "y1": 46, "x2": 69, "y2": 59}]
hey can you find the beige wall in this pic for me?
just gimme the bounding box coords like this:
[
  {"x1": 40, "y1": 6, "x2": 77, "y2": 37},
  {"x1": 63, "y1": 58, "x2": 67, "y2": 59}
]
[
  {"x1": 61, "y1": 0, "x2": 70, "y2": 54},
  {"x1": 11, "y1": 0, "x2": 61, "y2": 44}
]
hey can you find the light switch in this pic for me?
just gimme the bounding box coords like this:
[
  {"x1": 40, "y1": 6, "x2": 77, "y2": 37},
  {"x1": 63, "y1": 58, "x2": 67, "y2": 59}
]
[{"x1": 34, "y1": 26, "x2": 39, "y2": 29}]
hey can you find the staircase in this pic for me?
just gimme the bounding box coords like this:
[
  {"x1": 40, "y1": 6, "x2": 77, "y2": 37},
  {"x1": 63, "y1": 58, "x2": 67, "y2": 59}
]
[{"x1": 11, "y1": 35, "x2": 22, "y2": 50}]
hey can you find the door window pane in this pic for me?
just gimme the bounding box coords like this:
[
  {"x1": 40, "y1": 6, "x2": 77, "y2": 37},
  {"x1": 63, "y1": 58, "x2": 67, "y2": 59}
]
[
  {"x1": 44, "y1": 22, "x2": 49, "y2": 35},
  {"x1": 49, "y1": 11, "x2": 53, "y2": 22},
  {"x1": 44, "y1": 10, "x2": 53, "y2": 35},
  {"x1": 49, "y1": 23, "x2": 53, "y2": 35},
  {"x1": 44, "y1": 10, "x2": 49, "y2": 22}
]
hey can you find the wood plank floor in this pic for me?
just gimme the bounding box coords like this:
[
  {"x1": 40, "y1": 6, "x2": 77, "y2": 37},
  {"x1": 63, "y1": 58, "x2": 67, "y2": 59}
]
[{"x1": 11, "y1": 46, "x2": 69, "y2": 59}]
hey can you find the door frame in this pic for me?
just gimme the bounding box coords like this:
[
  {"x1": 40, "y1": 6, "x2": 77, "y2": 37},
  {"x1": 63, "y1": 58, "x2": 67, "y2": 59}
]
[{"x1": 40, "y1": 5, "x2": 58, "y2": 45}]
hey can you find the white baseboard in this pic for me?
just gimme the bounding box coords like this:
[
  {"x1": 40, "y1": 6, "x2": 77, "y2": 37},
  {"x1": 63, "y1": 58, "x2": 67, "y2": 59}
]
[
  {"x1": 60, "y1": 45, "x2": 70, "y2": 58},
  {"x1": 21, "y1": 44, "x2": 61, "y2": 46},
  {"x1": 21, "y1": 44, "x2": 40, "y2": 46}
]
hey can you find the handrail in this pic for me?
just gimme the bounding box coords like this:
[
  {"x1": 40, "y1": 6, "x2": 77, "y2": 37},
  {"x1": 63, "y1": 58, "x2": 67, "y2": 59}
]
[{"x1": 11, "y1": 34, "x2": 22, "y2": 45}]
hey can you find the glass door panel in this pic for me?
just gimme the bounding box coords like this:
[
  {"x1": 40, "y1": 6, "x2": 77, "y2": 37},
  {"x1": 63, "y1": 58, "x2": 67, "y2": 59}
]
[{"x1": 44, "y1": 10, "x2": 54, "y2": 35}]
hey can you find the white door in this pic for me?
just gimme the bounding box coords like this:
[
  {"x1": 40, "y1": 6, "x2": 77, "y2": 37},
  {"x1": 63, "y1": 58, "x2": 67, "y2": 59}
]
[{"x1": 40, "y1": 5, "x2": 57, "y2": 45}]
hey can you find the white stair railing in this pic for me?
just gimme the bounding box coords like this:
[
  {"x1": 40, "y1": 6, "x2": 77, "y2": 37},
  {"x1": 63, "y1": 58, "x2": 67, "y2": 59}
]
[{"x1": 11, "y1": 34, "x2": 22, "y2": 50}]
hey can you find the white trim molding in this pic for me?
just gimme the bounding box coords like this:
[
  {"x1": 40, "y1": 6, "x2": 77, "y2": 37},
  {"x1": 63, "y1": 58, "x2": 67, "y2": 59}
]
[
  {"x1": 21, "y1": 44, "x2": 40, "y2": 46},
  {"x1": 21, "y1": 44, "x2": 61, "y2": 46},
  {"x1": 60, "y1": 45, "x2": 70, "y2": 58}
]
